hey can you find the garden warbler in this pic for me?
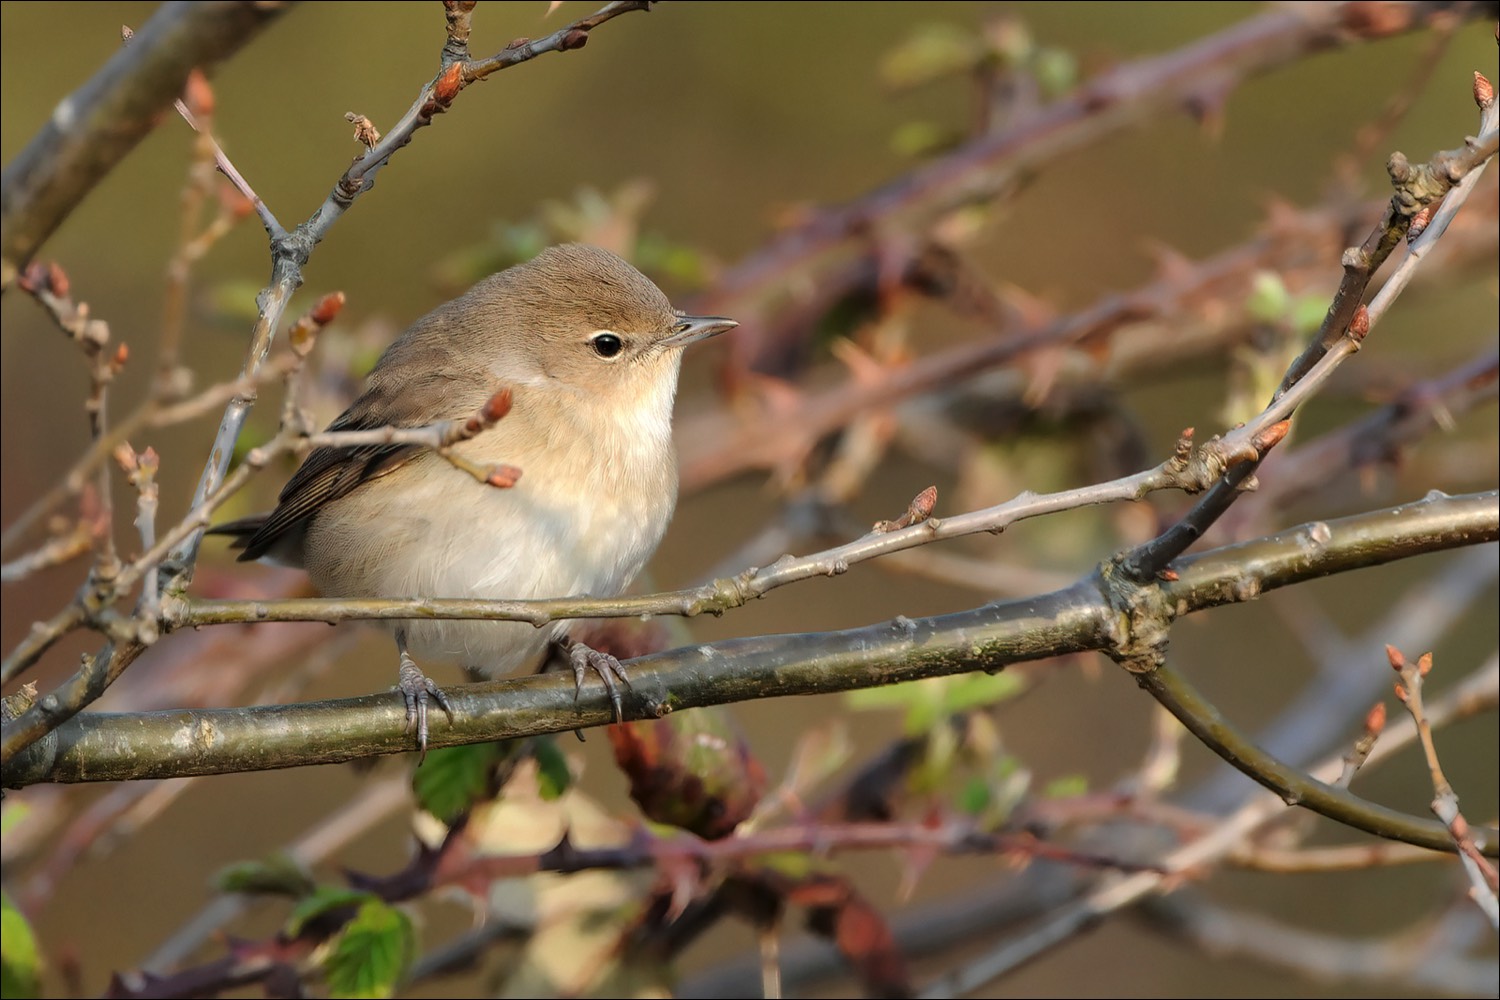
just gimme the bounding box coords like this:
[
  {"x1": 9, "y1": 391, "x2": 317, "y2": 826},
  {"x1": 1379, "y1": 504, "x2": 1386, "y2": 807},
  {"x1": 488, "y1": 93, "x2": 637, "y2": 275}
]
[{"x1": 213, "y1": 244, "x2": 736, "y2": 752}]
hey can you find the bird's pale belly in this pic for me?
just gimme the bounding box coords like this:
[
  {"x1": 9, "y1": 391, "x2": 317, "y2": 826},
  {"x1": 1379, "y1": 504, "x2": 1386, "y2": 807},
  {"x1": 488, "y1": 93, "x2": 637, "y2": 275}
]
[{"x1": 302, "y1": 456, "x2": 671, "y2": 678}]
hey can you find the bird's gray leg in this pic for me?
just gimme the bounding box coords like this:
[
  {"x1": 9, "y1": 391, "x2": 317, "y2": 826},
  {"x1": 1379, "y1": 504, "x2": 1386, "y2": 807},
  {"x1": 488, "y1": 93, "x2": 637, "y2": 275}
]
[{"x1": 396, "y1": 627, "x2": 453, "y2": 761}]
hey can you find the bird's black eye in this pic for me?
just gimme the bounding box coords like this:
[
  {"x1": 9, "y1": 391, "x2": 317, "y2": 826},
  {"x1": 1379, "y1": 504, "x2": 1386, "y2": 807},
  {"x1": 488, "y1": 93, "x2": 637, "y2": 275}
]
[{"x1": 591, "y1": 333, "x2": 623, "y2": 358}]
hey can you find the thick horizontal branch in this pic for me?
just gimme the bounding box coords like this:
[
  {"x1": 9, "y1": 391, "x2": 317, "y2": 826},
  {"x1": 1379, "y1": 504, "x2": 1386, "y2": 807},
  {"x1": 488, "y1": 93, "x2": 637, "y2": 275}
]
[
  {"x1": 7, "y1": 492, "x2": 1495, "y2": 823},
  {"x1": 0, "y1": 0, "x2": 288, "y2": 286}
]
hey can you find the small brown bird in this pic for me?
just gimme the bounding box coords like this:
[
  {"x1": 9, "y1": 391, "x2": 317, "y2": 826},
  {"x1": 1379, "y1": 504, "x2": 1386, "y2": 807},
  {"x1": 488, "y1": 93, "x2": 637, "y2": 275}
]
[{"x1": 214, "y1": 244, "x2": 736, "y2": 750}]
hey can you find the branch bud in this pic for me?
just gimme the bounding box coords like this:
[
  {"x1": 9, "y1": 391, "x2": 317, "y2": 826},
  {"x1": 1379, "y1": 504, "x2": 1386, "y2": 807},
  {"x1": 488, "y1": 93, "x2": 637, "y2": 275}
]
[
  {"x1": 113, "y1": 442, "x2": 139, "y2": 474},
  {"x1": 344, "y1": 112, "x2": 381, "y2": 150},
  {"x1": 1475, "y1": 72, "x2": 1495, "y2": 110},
  {"x1": 183, "y1": 69, "x2": 214, "y2": 120},
  {"x1": 1384, "y1": 644, "x2": 1405, "y2": 671},
  {"x1": 1252, "y1": 420, "x2": 1291, "y2": 453},
  {"x1": 310, "y1": 291, "x2": 346, "y2": 327},
  {"x1": 1348, "y1": 304, "x2": 1370, "y2": 342},
  {"x1": 433, "y1": 63, "x2": 464, "y2": 105},
  {"x1": 1407, "y1": 203, "x2": 1436, "y2": 243},
  {"x1": 1363, "y1": 702, "x2": 1386, "y2": 737}
]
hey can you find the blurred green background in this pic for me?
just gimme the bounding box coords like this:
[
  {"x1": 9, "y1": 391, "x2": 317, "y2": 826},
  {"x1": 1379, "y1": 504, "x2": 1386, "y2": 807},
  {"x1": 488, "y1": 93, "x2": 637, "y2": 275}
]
[{"x1": 3, "y1": 3, "x2": 1496, "y2": 997}]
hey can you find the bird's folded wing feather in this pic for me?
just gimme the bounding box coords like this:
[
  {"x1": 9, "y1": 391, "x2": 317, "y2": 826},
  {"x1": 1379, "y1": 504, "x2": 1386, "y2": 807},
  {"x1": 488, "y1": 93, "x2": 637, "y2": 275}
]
[{"x1": 236, "y1": 348, "x2": 496, "y2": 563}]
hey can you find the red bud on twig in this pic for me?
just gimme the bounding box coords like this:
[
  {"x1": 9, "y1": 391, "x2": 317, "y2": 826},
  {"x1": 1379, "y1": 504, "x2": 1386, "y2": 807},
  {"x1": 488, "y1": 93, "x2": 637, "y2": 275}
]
[
  {"x1": 183, "y1": 69, "x2": 214, "y2": 119},
  {"x1": 1349, "y1": 305, "x2": 1370, "y2": 342},
  {"x1": 310, "y1": 291, "x2": 346, "y2": 327},
  {"x1": 1252, "y1": 420, "x2": 1291, "y2": 453},
  {"x1": 873, "y1": 485, "x2": 938, "y2": 533},
  {"x1": 433, "y1": 63, "x2": 464, "y2": 105},
  {"x1": 1407, "y1": 203, "x2": 1436, "y2": 243},
  {"x1": 1475, "y1": 72, "x2": 1495, "y2": 110}
]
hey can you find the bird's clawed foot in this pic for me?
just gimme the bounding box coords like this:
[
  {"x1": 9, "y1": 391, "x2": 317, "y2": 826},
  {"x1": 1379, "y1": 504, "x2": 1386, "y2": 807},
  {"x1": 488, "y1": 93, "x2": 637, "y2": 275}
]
[
  {"x1": 563, "y1": 638, "x2": 632, "y2": 723},
  {"x1": 398, "y1": 644, "x2": 454, "y2": 762}
]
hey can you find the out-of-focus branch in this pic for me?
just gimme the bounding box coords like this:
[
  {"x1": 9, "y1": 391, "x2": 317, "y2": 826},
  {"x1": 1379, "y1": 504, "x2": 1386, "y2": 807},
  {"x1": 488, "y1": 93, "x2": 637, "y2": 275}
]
[
  {"x1": 917, "y1": 656, "x2": 1499, "y2": 998},
  {"x1": 690, "y1": 0, "x2": 1491, "y2": 374},
  {"x1": 1142, "y1": 892, "x2": 1497, "y2": 996},
  {"x1": 0, "y1": 0, "x2": 288, "y2": 287},
  {"x1": 677, "y1": 174, "x2": 1498, "y2": 494}
]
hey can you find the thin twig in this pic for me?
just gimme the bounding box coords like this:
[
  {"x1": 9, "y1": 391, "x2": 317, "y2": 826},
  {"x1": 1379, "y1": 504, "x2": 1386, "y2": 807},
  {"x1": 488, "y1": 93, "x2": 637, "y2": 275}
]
[{"x1": 1388, "y1": 645, "x2": 1500, "y2": 925}]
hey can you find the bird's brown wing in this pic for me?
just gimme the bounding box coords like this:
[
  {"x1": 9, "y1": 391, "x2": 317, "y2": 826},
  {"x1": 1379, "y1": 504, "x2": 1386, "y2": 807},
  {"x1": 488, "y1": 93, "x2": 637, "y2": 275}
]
[{"x1": 234, "y1": 352, "x2": 491, "y2": 563}]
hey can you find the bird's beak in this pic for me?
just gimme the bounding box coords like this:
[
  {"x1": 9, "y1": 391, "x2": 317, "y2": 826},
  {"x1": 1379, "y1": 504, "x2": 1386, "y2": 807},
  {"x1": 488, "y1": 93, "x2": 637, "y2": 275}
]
[{"x1": 662, "y1": 314, "x2": 738, "y2": 348}]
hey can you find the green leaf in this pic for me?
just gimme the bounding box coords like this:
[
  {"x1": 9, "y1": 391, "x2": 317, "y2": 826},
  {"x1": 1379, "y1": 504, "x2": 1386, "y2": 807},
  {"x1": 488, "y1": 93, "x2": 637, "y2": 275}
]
[
  {"x1": 412, "y1": 742, "x2": 513, "y2": 825},
  {"x1": 205, "y1": 279, "x2": 271, "y2": 325},
  {"x1": 936, "y1": 672, "x2": 1024, "y2": 715},
  {"x1": 285, "y1": 887, "x2": 371, "y2": 938},
  {"x1": 532, "y1": 736, "x2": 573, "y2": 801},
  {"x1": 324, "y1": 899, "x2": 415, "y2": 999},
  {"x1": 0, "y1": 802, "x2": 30, "y2": 838},
  {"x1": 881, "y1": 23, "x2": 982, "y2": 90},
  {"x1": 1244, "y1": 271, "x2": 1290, "y2": 325},
  {"x1": 1, "y1": 891, "x2": 42, "y2": 999},
  {"x1": 956, "y1": 775, "x2": 992, "y2": 816},
  {"x1": 633, "y1": 233, "x2": 711, "y2": 289},
  {"x1": 215, "y1": 853, "x2": 316, "y2": 898},
  {"x1": 1044, "y1": 774, "x2": 1089, "y2": 798},
  {"x1": 891, "y1": 121, "x2": 963, "y2": 158},
  {"x1": 1290, "y1": 295, "x2": 1329, "y2": 335},
  {"x1": 1032, "y1": 47, "x2": 1078, "y2": 97},
  {"x1": 845, "y1": 683, "x2": 922, "y2": 712}
]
